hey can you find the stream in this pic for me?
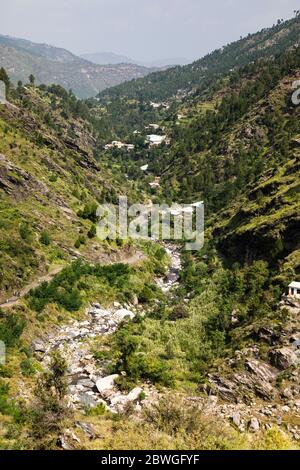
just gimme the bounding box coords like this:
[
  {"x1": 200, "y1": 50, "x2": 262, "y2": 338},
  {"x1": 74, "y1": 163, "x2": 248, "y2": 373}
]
[{"x1": 33, "y1": 243, "x2": 182, "y2": 413}]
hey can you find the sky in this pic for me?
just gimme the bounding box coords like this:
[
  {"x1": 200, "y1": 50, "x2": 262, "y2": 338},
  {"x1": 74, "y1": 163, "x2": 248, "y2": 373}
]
[{"x1": 0, "y1": 0, "x2": 299, "y2": 62}]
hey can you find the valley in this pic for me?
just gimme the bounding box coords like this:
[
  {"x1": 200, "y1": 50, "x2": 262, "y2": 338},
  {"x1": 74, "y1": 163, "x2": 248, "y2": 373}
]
[{"x1": 0, "y1": 13, "x2": 300, "y2": 451}]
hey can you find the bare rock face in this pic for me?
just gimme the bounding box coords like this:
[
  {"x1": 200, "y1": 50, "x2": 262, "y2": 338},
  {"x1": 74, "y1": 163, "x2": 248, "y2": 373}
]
[{"x1": 269, "y1": 348, "x2": 298, "y2": 370}]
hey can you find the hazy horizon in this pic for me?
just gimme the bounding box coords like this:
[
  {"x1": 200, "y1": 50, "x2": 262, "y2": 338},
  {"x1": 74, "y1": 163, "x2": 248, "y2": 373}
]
[{"x1": 1, "y1": 0, "x2": 300, "y2": 62}]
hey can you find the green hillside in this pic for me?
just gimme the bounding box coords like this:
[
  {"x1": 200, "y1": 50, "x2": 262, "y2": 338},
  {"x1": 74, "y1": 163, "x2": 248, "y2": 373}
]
[{"x1": 0, "y1": 14, "x2": 300, "y2": 451}]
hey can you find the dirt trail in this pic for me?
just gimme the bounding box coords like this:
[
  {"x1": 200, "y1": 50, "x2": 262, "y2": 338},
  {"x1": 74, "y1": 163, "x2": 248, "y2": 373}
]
[
  {"x1": 0, "y1": 265, "x2": 64, "y2": 309},
  {"x1": 0, "y1": 249, "x2": 146, "y2": 310}
]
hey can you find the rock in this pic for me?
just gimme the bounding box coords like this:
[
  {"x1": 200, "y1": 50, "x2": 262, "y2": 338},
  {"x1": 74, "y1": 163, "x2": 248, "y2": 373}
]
[
  {"x1": 232, "y1": 412, "x2": 241, "y2": 427},
  {"x1": 281, "y1": 388, "x2": 293, "y2": 399},
  {"x1": 208, "y1": 375, "x2": 237, "y2": 403},
  {"x1": 114, "y1": 302, "x2": 121, "y2": 308},
  {"x1": 208, "y1": 395, "x2": 218, "y2": 405},
  {"x1": 96, "y1": 374, "x2": 119, "y2": 397},
  {"x1": 79, "y1": 393, "x2": 97, "y2": 407},
  {"x1": 31, "y1": 340, "x2": 46, "y2": 353},
  {"x1": 245, "y1": 360, "x2": 276, "y2": 382},
  {"x1": 249, "y1": 417, "x2": 260, "y2": 432},
  {"x1": 113, "y1": 309, "x2": 135, "y2": 322},
  {"x1": 77, "y1": 379, "x2": 95, "y2": 389},
  {"x1": 76, "y1": 421, "x2": 96, "y2": 440},
  {"x1": 269, "y1": 348, "x2": 298, "y2": 370},
  {"x1": 110, "y1": 387, "x2": 143, "y2": 412},
  {"x1": 127, "y1": 387, "x2": 143, "y2": 402}
]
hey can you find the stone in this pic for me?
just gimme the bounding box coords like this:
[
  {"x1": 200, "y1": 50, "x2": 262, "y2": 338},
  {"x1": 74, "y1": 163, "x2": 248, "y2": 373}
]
[
  {"x1": 31, "y1": 340, "x2": 46, "y2": 353},
  {"x1": 281, "y1": 388, "x2": 293, "y2": 399},
  {"x1": 269, "y1": 348, "x2": 298, "y2": 370},
  {"x1": 249, "y1": 417, "x2": 260, "y2": 432},
  {"x1": 96, "y1": 374, "x2": 119, "y2": 397},
  {"x1": 232, "y1": 412, "x2": 241, "y2": 427},
  {"x1": 76, "y1": 421, "x2": 96, "y2": 440},
  {"x1": 208, "y1": 395, "x2": 218, "y2": 405},
  {"x1": 127, "y1": 387, "x2": 143, "y2": 402},
  {"x1": 245, "y1": 359, "x2": 276, "y2": 382},
  {"x1": 113, "y1": 309, "x2": 135, "y2": 322},
  {"x1": 77, "y1": 379, "x2": 95, "y2": 389},
  {"x1": 79, "y1": 393, "x2": 97, "y2": 407}
]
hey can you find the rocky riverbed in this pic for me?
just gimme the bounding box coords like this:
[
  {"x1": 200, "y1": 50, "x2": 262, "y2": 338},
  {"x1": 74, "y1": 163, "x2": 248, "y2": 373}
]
[{"x1": 33, "y1": 243, "x2": 181, "y2": 414}]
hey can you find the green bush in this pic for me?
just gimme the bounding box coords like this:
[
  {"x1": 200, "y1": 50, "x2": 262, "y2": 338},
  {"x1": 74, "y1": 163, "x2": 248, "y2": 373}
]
[
  {"x1": 20, "y1": 358, "x2": 36, "y2": 377},
  {"x1": 0, "y1": 312, "x2": 26, "y2": 348},
  {"x1": 87, "y1": 224, "x2": 97, "y2": 239},
  {"x1": 19, "y1": 223, "x2": 32, "y2": 242},
  {"x1": 40, "y1": 231, "x2": 51, "y2": 246}
]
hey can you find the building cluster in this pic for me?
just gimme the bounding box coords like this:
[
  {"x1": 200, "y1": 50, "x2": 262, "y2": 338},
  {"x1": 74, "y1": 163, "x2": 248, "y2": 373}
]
[{"x1": 104, "y1": 141, "x2": 135, "y2": 151}]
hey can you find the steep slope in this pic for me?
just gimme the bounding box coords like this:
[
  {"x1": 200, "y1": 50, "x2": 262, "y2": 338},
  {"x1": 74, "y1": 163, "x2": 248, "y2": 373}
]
[
  {"x1": 98, "y1": 15, "x2": 300, "y2": 102},
  {"x1": 0, "y1": 35, "x2": 156, "y2": 98},
  {"x1": 0, "y1": 81, "x2": 141, "y2": 301}
]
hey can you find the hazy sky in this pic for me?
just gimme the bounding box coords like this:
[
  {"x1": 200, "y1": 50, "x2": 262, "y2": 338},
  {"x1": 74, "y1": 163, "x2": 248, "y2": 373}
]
[{"x1": 0, "y1": 0, "x2": 299, "y2": 61}]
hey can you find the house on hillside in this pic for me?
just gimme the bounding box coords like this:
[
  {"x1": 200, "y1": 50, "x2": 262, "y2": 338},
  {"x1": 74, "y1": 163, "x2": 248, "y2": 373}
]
[
  {"x1": 288, "y1": 282, "x2": 300, "y2": 299},
  {"x1": 145, "y1": 134, "x2": 167, "y2": 147},
  {"x1": 104, "y1": 141, "x2": 135, "y2": 151}
]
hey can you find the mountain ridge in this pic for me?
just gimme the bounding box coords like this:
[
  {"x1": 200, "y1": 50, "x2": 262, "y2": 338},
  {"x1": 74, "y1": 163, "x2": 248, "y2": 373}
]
[{"x1": 0, "y1": 34, "x2": 157, "y2": 98}]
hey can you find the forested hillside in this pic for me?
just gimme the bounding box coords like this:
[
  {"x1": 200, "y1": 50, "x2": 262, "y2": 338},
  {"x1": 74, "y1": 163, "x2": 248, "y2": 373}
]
[{"x1": 98, "y1": 15, "x2": 300, "y2": 102}]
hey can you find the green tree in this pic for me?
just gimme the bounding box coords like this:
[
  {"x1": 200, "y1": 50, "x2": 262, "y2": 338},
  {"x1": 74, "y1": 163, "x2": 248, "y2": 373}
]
[
  {"x1": 29, "y1": 74, "x2": 35, "y2": 86},
  {"x1": 28, "y1": 352, "x2": 71, "y2": 449}
]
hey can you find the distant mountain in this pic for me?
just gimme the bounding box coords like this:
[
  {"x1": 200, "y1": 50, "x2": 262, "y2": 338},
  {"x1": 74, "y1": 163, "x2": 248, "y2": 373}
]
[
  {"x1": 80, "y1": 51, "x2": 134, "y2": 65},
  {"x1": 80, "y1": 51, "x2": 191, "y2": 67},
  {"x1": 141, "y1": 57, "x2": 191, "y2": 67},
  {"x1": 0, "y1": 35, "x2": 156, "y2": 98}
]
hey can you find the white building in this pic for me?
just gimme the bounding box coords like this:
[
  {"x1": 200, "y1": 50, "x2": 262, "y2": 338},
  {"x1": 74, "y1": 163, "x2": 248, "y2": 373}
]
[
  {"x1": 140, "y1": 164, "x2": 149, "y2": 172},
  {"x1": 146, "y1": 134, "x2": 167, "y2": 146},
  {"x1": 288, "y1": 282, "x2": 300, "y2": 299},
  {"x1": 104, "y1": 141, "x2": 135, "y2": 151}
]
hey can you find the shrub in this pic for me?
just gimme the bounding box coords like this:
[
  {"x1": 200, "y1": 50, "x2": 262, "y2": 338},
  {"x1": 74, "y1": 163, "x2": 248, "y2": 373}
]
[
  {"x1": 19, "y1": 223, "x2": 32, "y2": 241},
  {"x1": 87, "y1": 224, "x2": 97, "y2": 239},
  {"x1": 77, "y1": 202, "x2": 98, "y2": 223},
  {"x1": 169, "y1": 303, "x2": 189, "y2": 321},
  {"x1": 0, "y1": 312, "x2": 26, "y2": 348},
  {"x1": 40, "y1": 231, "x2": 51, "y2": 246},
  {"x1": 20, "y1": 358, "x2": 36, "y2": 377},
  {"x1": 84, "y1": 403, "x2": 106, "y2": 417}
]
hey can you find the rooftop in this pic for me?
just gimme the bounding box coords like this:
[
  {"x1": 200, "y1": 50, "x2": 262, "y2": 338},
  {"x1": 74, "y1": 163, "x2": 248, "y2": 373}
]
[{"x1": 289, "y1": 282, "x2": 300, "y2": 289}]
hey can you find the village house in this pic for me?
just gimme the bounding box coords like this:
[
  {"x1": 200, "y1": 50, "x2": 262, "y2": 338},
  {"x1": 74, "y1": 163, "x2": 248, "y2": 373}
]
[
  {"x1": 288, "y1": 282, "x2": 300, "y2": 299},
  {"x1": 145, "y1": 134, "x2": 167, "y2": 147},
  {"x1": 104, "y1": 141, "x2": 135, "y2": 151}
]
